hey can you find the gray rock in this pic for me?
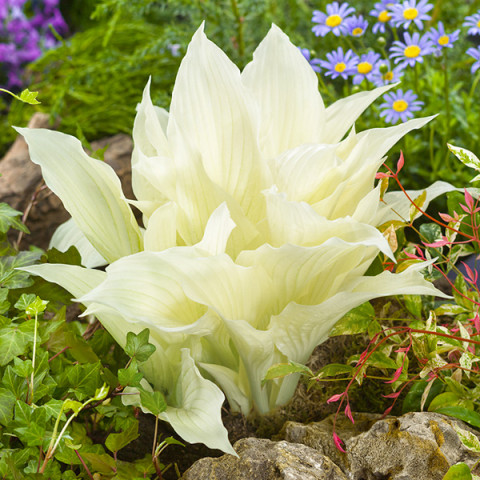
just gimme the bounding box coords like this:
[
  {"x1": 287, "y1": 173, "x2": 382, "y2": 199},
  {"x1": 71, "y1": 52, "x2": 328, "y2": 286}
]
[
  {"x1": 281, "y1": 413, "x2": 382, "y2": 473},
  {"x1": 181, "y1": 437, "x2": 347, "y2": 480},
  {"x1": 346, "y1": 412, "x2": 480, "y2": 480}
]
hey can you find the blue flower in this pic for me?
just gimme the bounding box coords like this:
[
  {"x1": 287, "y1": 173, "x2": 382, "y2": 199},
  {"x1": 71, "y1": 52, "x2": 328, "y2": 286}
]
[
  {"x1": 389, "y1": 32, "x2": 435, "y2": 68},
  {"x1": 467, "y1": 46, "x2": 480, "y2": 74},
  {"x1": 369, "y1": 1, "x2": 395, "y2": 34},
  {"x1": 426, "y1": 22, "x2": 460, "y2": 54},
  {"x1": 352, "y1": 51, "x2": 381, "y2": 84},
  {"x1": 299, "y1": 48, "x2": 322, "y2": 73},
  {"x1": 312, "y1": 2, "x2": 355, "y2": 37},
  {"x1": 319, "y1": 47, "x2": 358, "y2": 79},
  {"x1": 345, "y1": 15, "x2": 368, "y2": 37},
  {"x1": 463, "y1": 12, "x2": 480, "y2": 36},
  {"x1": 380, "y1": 89, "x2": 424, "y2": 124},
  {"x1": 371, "y1": 59, "x2": 405, "y2": 86},
  {"x1": 389, "y1": 0, "x2": 433, "y2": 30}
]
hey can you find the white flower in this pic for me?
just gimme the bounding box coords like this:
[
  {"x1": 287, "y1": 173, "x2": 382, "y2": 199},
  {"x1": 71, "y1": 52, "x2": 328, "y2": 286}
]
[{"x1": 18, "y1": 24, "x2": 449, "y2": 454}]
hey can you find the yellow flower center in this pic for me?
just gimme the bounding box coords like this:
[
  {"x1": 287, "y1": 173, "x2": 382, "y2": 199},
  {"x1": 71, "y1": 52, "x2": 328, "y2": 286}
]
[
  {"x1": 357, "y1": 62, "x2": 372, "y2": 74},
  {"x1": 326, "y1": 14, "x2": 342, "y2": 27},
  {"x1": 404, "y1": 45, "x2": 421, "y2": 58},
  {"x1": 403, "y1": 7, "x2": 418, "y2": 20},
  {"x1": 393, "y1": 99, "x2": 408, "y2": 112},
  {"x1": 378, "y1": 10, "x2": 391, "y2": 22},
  {"x1": 383, "y1": 71, "x2": 394, "y2": 81},
  {"x1": 352, "y1": 27, "x2": 364, "y2": 35},
  {"x1": 335, "y1": 62, "x2": 346, "y2": 72},
  {"x1": 477, "y1": 20, "x2": 480, "y2": 28},
  {"x1": 438, "y1": 35, "x2": 449, "y2": 46}
]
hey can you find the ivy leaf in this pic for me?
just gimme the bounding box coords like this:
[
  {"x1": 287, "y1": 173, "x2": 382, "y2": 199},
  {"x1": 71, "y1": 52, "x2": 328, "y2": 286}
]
[
  {"x1": 139, "y1": 390, "x2": 167, "y2": 416},
  {"x1": 60, "y1": 362, "x2": 102, "y2": 401},
  {"x1": 105, "y1": 420, "x2": 139, "y2": 453},
  {"x1": 0, "y1": 325, "x2": 30, "y2": 366},
  {"x1": 0, "y1": 203, "x2": 29, "y2": 234},
  {"x1": 0, "y1": 388, "x2": 16, "y2": 426},
  {"x1": 118, "y1": 360, "x2": 143, "y2": 387},
  {"x1": 0, "y1": 87, "x2": 40, "y2": 104},
  {"x1": 0, "y1": 251, "x2": 42, "y2": 289},
  {"x1": 124, "y1": 329, "x2": 155, "y2": 363}
]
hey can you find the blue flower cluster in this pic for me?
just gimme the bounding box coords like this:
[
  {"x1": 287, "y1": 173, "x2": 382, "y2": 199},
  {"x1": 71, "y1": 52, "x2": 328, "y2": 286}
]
[
  {"x1": 302, "y1": 0, "x2": 478, "y2": 125},
  {"x1": 0, "y1": 0, "x2": 67, "y2": 89}
]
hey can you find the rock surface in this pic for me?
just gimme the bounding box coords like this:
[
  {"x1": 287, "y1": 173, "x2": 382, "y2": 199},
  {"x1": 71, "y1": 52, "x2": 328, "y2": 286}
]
[
  {"x1": 181, "y1": 437, "x2": 347, "y2": 480},
  {"x1": 184, "y1": 412, "x2": 480, "y2": 480},
  {"x1": 346, "y1": 411, "x2": 480, "y2": 480}
]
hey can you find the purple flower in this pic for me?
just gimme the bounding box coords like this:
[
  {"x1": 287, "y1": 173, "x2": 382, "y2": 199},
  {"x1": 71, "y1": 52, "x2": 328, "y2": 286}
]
[
  {"x1": 319, "y1": 47, "x2": 358, "y2": 79},
  {"x1": 463, "y1": 12, "x2": 480, "y2": 36},
  {"x1": 0, "y1": 0, "x2": 68, "y2": 88},
  {"x1": 380, "y1": 89, "x2": 424, "y2": 124},
  {"x1": 369, "y1": 2, "x2": 394, "y2": 34},
  {"x1": 389, "y1": 0, "x2": 433, "y2": 30},
  {"x1": 352, "y1": 51, "x2": 381, "y2": 84},
  {"x1": 312, "y1": 2, "x2": 355, "y2": 37},
  {"x1": 426, "y1": 22, "x2": 460, "y2": 53},
  {"x1": 371, "y1": 59, "x2": 405, "y2": 86},
  {"x1": 467, "y1": 46, "x2": 480, "y2": 74},
  {"x1": 299, "y1": 48, "x2": 322, "y2": 73},
  {"x1": 389, "y1": 32, "x2": 435, "y2": 67},
  {"x1": 345, "y1": 15, "x2": 368, "y2": 37}
]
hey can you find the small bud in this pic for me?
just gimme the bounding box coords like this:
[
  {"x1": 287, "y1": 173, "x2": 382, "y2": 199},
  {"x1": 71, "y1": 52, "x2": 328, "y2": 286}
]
[
  {"x1": 379, "y1": 63, "x2": 389, "y2": 74},
  {"x1": 377, "y1": 36, "x2": 386, "y2": 46},
  {"x1": 351, "y1": 85, "x2": 361, "y2": 94}
]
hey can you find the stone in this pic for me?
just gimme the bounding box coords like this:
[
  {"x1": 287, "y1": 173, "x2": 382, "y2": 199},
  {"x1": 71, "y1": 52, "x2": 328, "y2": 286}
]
[
  {"x1": 346, "y1": 411, "x2": 480, "y2": 480},
  {"x1": 281, "y1": 412, "x2": 382, "y2": 473},
  {"x1": 180, "y1": 437, "x2": 347, "y2": 480}
]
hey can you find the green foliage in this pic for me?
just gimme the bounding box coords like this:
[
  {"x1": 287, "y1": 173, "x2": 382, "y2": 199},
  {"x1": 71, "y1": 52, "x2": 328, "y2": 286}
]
[
  {"x1": 0, "y1": 206, "x2": 180, "y2": 478},
  {"x1": 0, "y1": 0, "x2": 314, "y2": 156}
]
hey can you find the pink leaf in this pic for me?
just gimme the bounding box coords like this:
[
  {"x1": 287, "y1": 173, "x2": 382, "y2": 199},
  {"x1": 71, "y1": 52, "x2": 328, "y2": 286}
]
[
  {"x1": 460, "y1": 203, "x2": 470, "y2": 214},
  {"x1": 462, "y1": 261, "x2": 477, "y2": 284},
  {"x1": 396, "y1": 151, "x2": 404, "y2": 174},
  {"x1": 423, "y1": 236, "x2": 449, "y2": 248},
  {"x1": 333, "y1": 432, "x2": 346, "y2": 453},
  {"x1": 464, "y1": 188, "x2": 474, "y2": 211},
  {"x1": 327, "y1": 393, "x2": 344, "y2": 404},
  {"x1": 344, "y1": 402, "x2": 354, "y2": 424},
  {"x1": 385, "y1": 366, "x2": 403, "y2": 384},
  {"x1": 375, "y1": 172, "x2": 391, "y2": 179},
  {"x1": 439, "y1": 212, "x2": 454, "y2": 222},
  {"x1": 382, "y1": 392, "x2": 401, "y2": 399},
  {"x1": 473, "y1": 314, "x2": 480, "y2": 334}
]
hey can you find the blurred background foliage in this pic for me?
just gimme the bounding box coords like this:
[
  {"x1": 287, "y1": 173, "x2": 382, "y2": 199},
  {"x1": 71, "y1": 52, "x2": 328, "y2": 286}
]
[{"x1": 1, "y1": 0, "x2": 315, "y2": 156}]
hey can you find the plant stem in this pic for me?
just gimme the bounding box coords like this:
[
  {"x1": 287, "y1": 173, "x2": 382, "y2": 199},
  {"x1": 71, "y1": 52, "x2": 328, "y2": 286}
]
[{"x1": 30, "y1": 312, "x2": 38, "y2": 404}]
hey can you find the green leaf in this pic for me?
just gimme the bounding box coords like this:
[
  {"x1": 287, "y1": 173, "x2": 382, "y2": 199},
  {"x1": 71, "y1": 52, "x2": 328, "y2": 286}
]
[
  {"x1": 46, "y1": 246, "x2": 82, "y2": 266},
  {"x1": 402, "y1": 379, "x2": 445, "y2": 413},
  {"x1": 365, "y1": 351, "x2": 398, "y2": 370},
  {"x1": 81, "y1": 453, "x2": 116, "y2": 474},
  {"x1": 139, "y1": 390, "x2": 167, "y2": 416},
  {"x1": 315, "y1": 363, "x2": 354, "y2": 379},
  {"x1": 63, "y1": 399, "x2": 83, "y2": 415},
  {"x1": 442, "y1": 462, "x2": 472, "y2": 480},
  {"x1": 434, "y1": 406, "x2": 480, "y2": 429},
  {"x1": 453, "y1": 424, "x2": 480, "y2": 453},
  {"x1": 329, "y1": 302, "x2": 375, "y2": 336},
  {"x1": 428, "y1": 392, "x2": 463, "y2": 412},
  {"x1": 105, "y1": 420, "x2": 139, "y2": 453},
  {"x1": 262, "y1": 361, "x2": 312, "y2": 385},
  {"x1": 448, "y1": 143, "x2": 480, "y2": 173},
  {"x1": 124, "y1": 328, "x2": 156, "y2": 363},
  {"x1": 419, "y1": 223, "x2": 443, "y2": 245},
  {"x1": 13, "y1": 294, "x2": 36, "y2": 312},
  {"x1": 60, "y1": 362, "x2": 102, "y2": 401},
  {"x1": 403, "y1": 295, "x2": 423, "y2": 318},
  {"x1": 0, "y1": 251, "x2": 42, "y2": 289},
  {"x1": 118, "y1": 361, "x2": 143, "y2": 387},
  {"x1": 0, "y1": 325, "x2": 30, "y2": 366},
  {"x1": 0, "y1": 203, "x2": 29, "y2": 234},
  {"x1": 0, "y1": 88, "x2": 41, "y2": 105},
  {"x1": 0, "y1": 288, "x2": 10, "y2": 315},
  {"x1": 435, "y1": 304, "x2": 468, "y2": 316},
  {"x1": 0, "y1": 388, "x2": 16, "y2": 426}
]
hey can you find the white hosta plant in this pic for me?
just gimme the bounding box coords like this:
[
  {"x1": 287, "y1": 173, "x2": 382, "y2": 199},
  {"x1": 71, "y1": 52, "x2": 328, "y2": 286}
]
[{"x1": 19, "y1": 24, "x2": 450, "y2": 454}]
